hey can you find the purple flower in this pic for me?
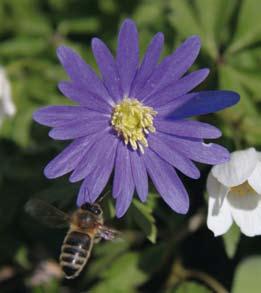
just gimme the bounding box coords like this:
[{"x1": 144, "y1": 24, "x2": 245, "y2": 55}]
[{"x1": 33, "y1": 19, "x2": 239, "y2": 217}]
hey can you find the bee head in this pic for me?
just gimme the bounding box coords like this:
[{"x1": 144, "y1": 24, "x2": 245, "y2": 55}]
[{"x1": 81, "y1": 203, "x2": 103, "y2": 216}]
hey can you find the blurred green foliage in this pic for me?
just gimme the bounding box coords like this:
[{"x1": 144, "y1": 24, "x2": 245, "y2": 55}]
[{"x1": 0, "y1": 0, "x2": 260, "y2": 292}]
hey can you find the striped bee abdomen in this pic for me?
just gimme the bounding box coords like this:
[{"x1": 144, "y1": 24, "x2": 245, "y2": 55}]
[{"x1": 60, "y1": 231, "x2": 92, "y2": 279}]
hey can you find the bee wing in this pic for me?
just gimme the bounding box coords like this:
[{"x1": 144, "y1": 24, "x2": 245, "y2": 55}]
[
  {"x1": 25, "y1": 199, "x2": 70, "y2": 228},
  {"x1": 97, "y1": 224, "x2": 122, "y2": 241}
]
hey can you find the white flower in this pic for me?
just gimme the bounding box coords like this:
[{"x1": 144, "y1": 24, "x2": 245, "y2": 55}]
[
  {"x1": 207, "y1": 148, "x2": 261, "y2": 237},
  {"x1": 0, "y1": 66, "x2": 16, "y2": 126}
]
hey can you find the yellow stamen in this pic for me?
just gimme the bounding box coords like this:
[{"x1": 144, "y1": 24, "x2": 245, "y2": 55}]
[
  {"x1": 230, "y1": 181, "x2": 255, "y2": 196},
  {"x1": 111, "y1": 98, "x2": 157, "y2": 153}
]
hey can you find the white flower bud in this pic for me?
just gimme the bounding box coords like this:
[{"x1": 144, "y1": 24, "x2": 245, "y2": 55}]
[{"x1": 0, "y1": 66, "x2": 16, "y2": 126}]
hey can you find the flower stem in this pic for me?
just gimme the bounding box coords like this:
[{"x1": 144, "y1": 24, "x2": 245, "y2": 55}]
[
  {"x1": 166, "y1": 261, "x2": 229, "y2": 293},
  {"x1": 183, "y1": 269, "x2": 229, "y2": 293}
]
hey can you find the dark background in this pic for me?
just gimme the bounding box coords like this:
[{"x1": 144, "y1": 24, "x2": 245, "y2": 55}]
[{"x1": 0, "y1": 0, "x2": 260, "y2": 292}]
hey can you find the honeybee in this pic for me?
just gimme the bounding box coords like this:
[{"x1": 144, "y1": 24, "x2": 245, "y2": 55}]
[{"x1": 25, "y1": 199, "x2": 120, "y2": 279}]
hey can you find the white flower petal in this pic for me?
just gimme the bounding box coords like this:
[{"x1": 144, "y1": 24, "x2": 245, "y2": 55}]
[
  {"x1": 248, "y1": 162, "x2": 261, "y2": 194},
  {"x1": 227, "y1": 192, "x2": 261, "y2": 237},
  {"x1": 212, "y1": 148, "x2": 258, "y2": 187},
  {"x1": 0, "y1": 67, "x2": 16, "y2": 117},
  {"x1": 207, "y1": 172, "x2": 232, "y2": 236}
]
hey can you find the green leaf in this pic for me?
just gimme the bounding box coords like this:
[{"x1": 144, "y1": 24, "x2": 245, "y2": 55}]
[
  {"x1": 168, "y1": 281, "x2": 212, "y2": 293},
  {"x1": 32, "y1": 279, "x2": 61, "y2": 293},
  {"x1": 130, "y1": 198, "x2": 157, "y2": 243},
  {"x1": 14, "y1": 246, "x2": 31, "y2": 269},
  {"x1": 0, "y1": 103, "x2": 35, "y2": 147},
  {"x1": 218, "y1": 63, "x2": 261, "y2": 145},
  {"x1": 218, "y1": 64, "x2": 259, "y2": 120},
  {"x1": 241, "y1": 117, "x2": 261, "y2": 145},
  {"x1": 194, "y1": 0, "x2": 229, "y2": 58},
  {"x1": 98, "y1": 0, "x2": 118, "y2": 14},
  {"x1": 15, "y1": 16, "x2": 52, "y2": 37},
  {"x1": 58, "y1": 18, "x2": 100, "y2": 35},
  {"x1": 168, "y1": 0, "x2": 201, "y2": 39},
  {"x1": 208, "y1": 0, "x2": 237, "y2": 45},
  {"x1": 90, "y1": 252, "x2": 148, "y2": 293},
  {"x1": 168, "y1": 0, "x2": 237, "y2": 59},
  {"x1": 232, "y1": 256, "x2": 261, "y2": 293},
  {"x1": 87, "y1": 240, "x2": 130, "y2": 280},
  {"x1": 133, "y1": 0, "x2": 164, "y2": 27},
  {"x1": 227, "y1": 0, "x2": 261, "y2": 53},
  {"x1": 139, "y1": 243, "x2": 167, "y2": 275},
  {"x1": 234, "y1": 71, "x2": 261, "y2": 101},
  {"x1": 0, "y1": 37, "x2": 48, "y2": 57},
  {"x1": 222, "y1": 223, "x2": 241, "y2": 258},
  {"x1": 227, "y1": 47, "x2": 261, "y2": 72},
  {"x1": 225, "y1": 55, "x2": 261, "y2": 101}
]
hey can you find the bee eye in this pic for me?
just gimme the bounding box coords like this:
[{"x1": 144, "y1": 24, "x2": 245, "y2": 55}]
[{"x1": 91, "y1": 206, "x2": 102, "y2": 215}]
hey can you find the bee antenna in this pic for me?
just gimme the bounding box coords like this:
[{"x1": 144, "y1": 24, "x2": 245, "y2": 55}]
[{"x1": 97, "y1": 190, "x2": 110, "y2": 203}]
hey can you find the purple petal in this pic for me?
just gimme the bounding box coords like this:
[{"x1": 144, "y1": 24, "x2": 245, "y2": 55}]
[
  {"x1": 130, "y1": 33, "x2": 164, "y2": 98},
  {"x1": 91, "y1": 38, "x2": 122, "y2": 102},
  {"x1": 76, "y1": 139, "x2": 118, "y2": 205},
  {"x1": 49, "y1": 120, "x2": 110, "y2": 140},
  {"x1": 130, "y1": 151, "x2": 148, "y2": 202},
  {"x1": 154, "y1": 119, "x2": 221, "y2": 139},
  {"x1": 144, "y1": 148, "x2": 189, "y2": 214},
  {"x1": 86, "y1": 142, "x2": 117, "y2": 203},
  {"x1": 58, "y1": 81, "x2": 112, "y2": 112},
  {"x1": 70, "y1": 133, "x2": 117, "y2": 182},
  {"x1": 136, "y1": 35, "x2": 201, "y2": 99},
  {"x1": 116, "y1": 19, "x2": 139, "y2": 96},
  {"x1": 113, "y1": 143, "x2": 135, "y2": 217},
  {"x1": 44, "y1": 135, "x2": 97, "y2": 179},
  {"x1": 56, "y1": 46, "x2": 113, "y2": 104},
  {"x1": 156, "y1": 93, "x2": 197, "y2": 117},
  {"x1": 148, "y1": 134, "x2": 200, "y2": 179},
  {"x1": 77, "y1": 181, "x2": 89, "y2": 207},
  {"x1": 158, "y1": 132, "x2": 230, "y2": 165},
  {"x1": 145, "y1": 69, "x2": 209, "y2": 107},
  {"x1": 158, "y1": 90, "x2": 240, "y2": 118},
  {"x1": 33, "y1": 106, "x2": 108, "y2": 127}
]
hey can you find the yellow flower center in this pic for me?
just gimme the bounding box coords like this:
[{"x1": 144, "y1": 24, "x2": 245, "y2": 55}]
[
  {"x1": 230, "y1": 181, "x2": 256, "y2": 197},
  {"x1": 111, "y1": 98, "x2": 157, "y2": 153}
]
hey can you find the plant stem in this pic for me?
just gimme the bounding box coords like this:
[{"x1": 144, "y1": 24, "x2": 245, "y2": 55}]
[
  {"x1": 183, "y1": 269, "x2": 229, "y2": 293},
  {"x1": 165, "y1": 261, "x2": 229, "y2": 293}
]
